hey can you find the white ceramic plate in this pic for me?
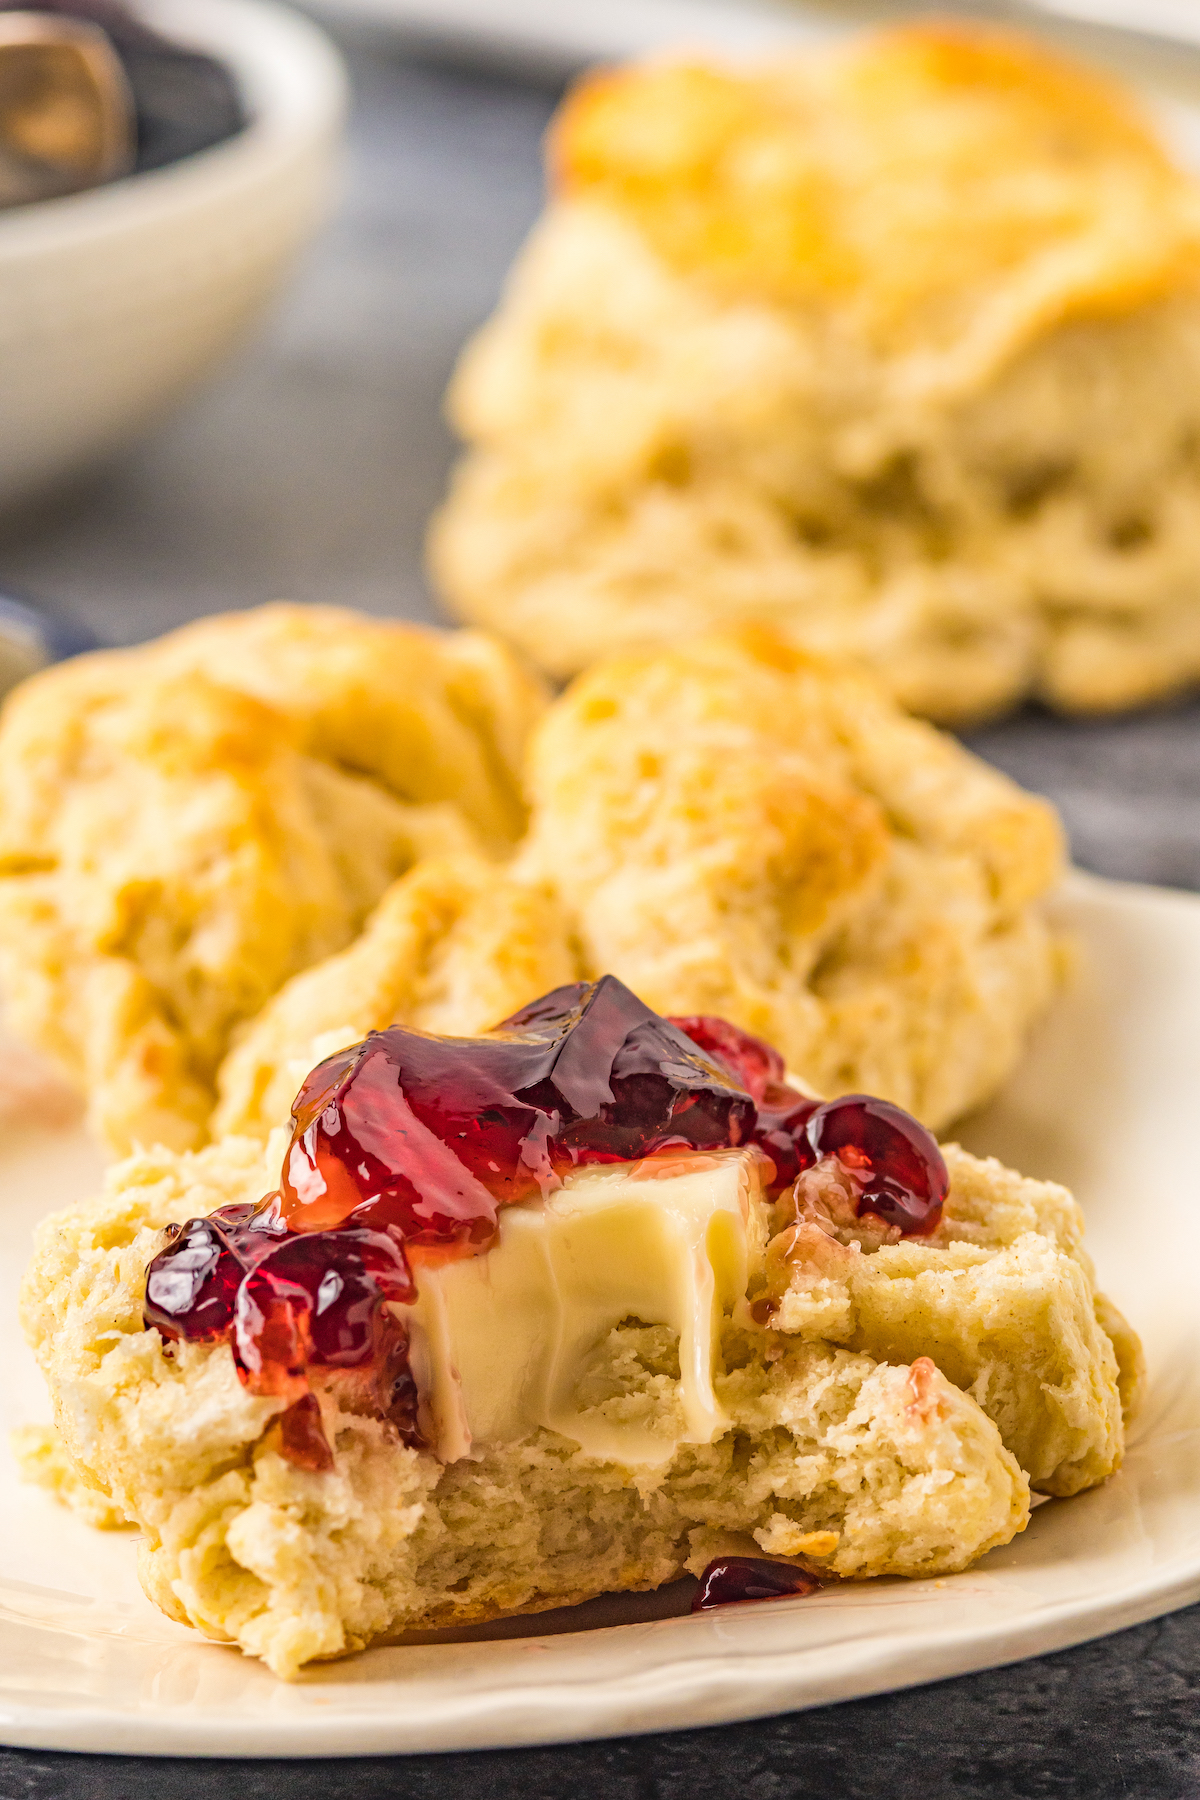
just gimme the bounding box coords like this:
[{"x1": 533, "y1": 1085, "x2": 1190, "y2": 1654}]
[{"x1": 0, "y1": 868, "x2": 1198, "y2": 1755}]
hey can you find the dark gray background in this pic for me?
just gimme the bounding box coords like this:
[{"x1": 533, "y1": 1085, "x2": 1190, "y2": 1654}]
[{"x1": 3, "y1": 24, "x2": 1200, "y2": 1798}]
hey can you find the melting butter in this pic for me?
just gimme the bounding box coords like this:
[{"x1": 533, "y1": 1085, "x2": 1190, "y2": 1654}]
[{"x1": 401, "y1": 1148, "x2": 769, "y2": 1466}]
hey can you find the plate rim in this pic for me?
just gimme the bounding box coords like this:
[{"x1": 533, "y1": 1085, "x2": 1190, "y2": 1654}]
[{"x1": 0, "y1": 1553, "x2": 1198, "y2": 1757}]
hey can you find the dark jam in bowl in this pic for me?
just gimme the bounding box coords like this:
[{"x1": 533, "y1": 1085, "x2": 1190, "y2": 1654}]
[
  {"x1": 0, "y1": 0, "x2": 247, "y2": 177},
  {"x1": 143, "y1": 977, "x2": 947, "y2": 1467}
]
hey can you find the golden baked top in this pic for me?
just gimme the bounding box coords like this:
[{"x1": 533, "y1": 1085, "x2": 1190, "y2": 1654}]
[
  {"x1": 514, "y1": 630, "x2": 1064, "y2": 1125},
  {"x1": 216, "y1": 628, "x2": 1065, "y2": 1145},
  {"x1": 553, "y1": 24, "x2": 1200, "y2": 368},
  {"x1": 130, "y1": 603, "x2": 545, "y2": 850}
]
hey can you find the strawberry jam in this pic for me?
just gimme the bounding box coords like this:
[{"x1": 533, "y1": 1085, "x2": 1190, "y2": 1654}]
[
  {"x1": 692, "y1": 1556, "x2": 822, "y2": 1611},
  {"x1": 805, "y1": 1094, "x2": 948, "y2": 1235},
  {"x1": 279, "y1": 977, "x2": 756, "y2": 1239},
  {"x1": 669, "y1": 1014, "x2": 820, "y2": 1191},
  {"x1": 143, "y1": 978, "x2": 946, "y2": 1469}
]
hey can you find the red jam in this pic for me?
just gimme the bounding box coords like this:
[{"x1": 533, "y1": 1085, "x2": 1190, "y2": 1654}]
[
  {"x1": 692, "y1": 1557, "x2": 822, "y2": 1611},
  {"x1": 669, "y1": 1014, "x2": 820, "y2": 1191},
  {"x1": 143, "y1": 977, "x2": 946, "y2": 1468},
  {"x1": 278, "y1": 977, "x2": 757, "y2": 1239},
  {"x1": 805, "y1": 1094, "x2": 948, "y2": 1235}
]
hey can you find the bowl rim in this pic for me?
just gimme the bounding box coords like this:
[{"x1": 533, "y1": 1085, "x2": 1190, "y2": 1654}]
[{"x1": 0, "y1": 0, "x2": 347, "y2": 254}]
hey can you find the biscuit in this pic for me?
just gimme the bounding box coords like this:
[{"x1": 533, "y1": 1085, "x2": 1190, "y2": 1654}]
[
  {"x1": 214, "y1": 854, "x2": 579, "y2": 1141},
  {"x1": 20, "y1": 1123, "x2": 1137, "y2": 1676},
  {"x1": 0, "y1": 606, "x2": 547, "y2": 1154},
  {"x1": 515, "y1": 632, "x2": 1064, "y2": 1130},
  {"x1": 216, "y1": 633, "x2": 1061, "y2": 1141},
  {"x1": 430, "y1": 24, "x2": 1200, "y2": 721},
  {"x1": 0, "y1": 618, "x2": 1060, "y2": 1155}
]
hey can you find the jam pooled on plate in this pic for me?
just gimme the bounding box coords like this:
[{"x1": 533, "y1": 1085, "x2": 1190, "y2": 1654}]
[
  {"x1": 692, "y1": 1556, "x2": 822, "y2": 1611},
  {"x1": 144, "y1": 976, "x2": 948, "y2": 1467}
]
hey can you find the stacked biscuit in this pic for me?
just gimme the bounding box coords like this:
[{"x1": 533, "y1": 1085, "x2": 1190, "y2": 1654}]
[
  {"x1": 0, "y1": 607, "x2": 1062, "y2": 1155},
  {"x1": 431, "y1": 25, "x2": 1200, "y2": 721}
]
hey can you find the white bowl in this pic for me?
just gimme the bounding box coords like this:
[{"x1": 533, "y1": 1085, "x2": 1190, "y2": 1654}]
[{"x1": 0, "y1": 0, "x2": 347, "y2": 510}]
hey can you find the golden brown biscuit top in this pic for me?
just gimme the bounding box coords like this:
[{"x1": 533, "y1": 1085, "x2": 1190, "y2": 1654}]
[
  {"x1": 0, "y1": 604, "x2": 547, "y2": 858},
  {"x1": 523, "y1": 627, "x2": 1063, "y2": 919},
  {"x1": 0, "y1": 605, "x2": 548, "y2": 1153},
  {"x1": 142, "y1": 603, "x2": 547, "y2": 850},
  {"x1": 552, "y1": 24, "x2": 1200, "y2": 366}
]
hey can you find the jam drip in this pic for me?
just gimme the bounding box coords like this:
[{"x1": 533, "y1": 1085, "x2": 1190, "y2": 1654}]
[
  {"x1": 143, "y1": 977, "x2": 947, "y2": 1468},
  {"x1": 143, "y1": 1196, "x2": 418, "y2": 1458},
  {"x1": 692, "y1": 1556, "x2": 822, "y2": 1611}
]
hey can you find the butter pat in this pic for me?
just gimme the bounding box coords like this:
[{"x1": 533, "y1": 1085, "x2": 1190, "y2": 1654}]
[{"x1": 402, "y1": 1148, "x2": 768, "y2": 1466}]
